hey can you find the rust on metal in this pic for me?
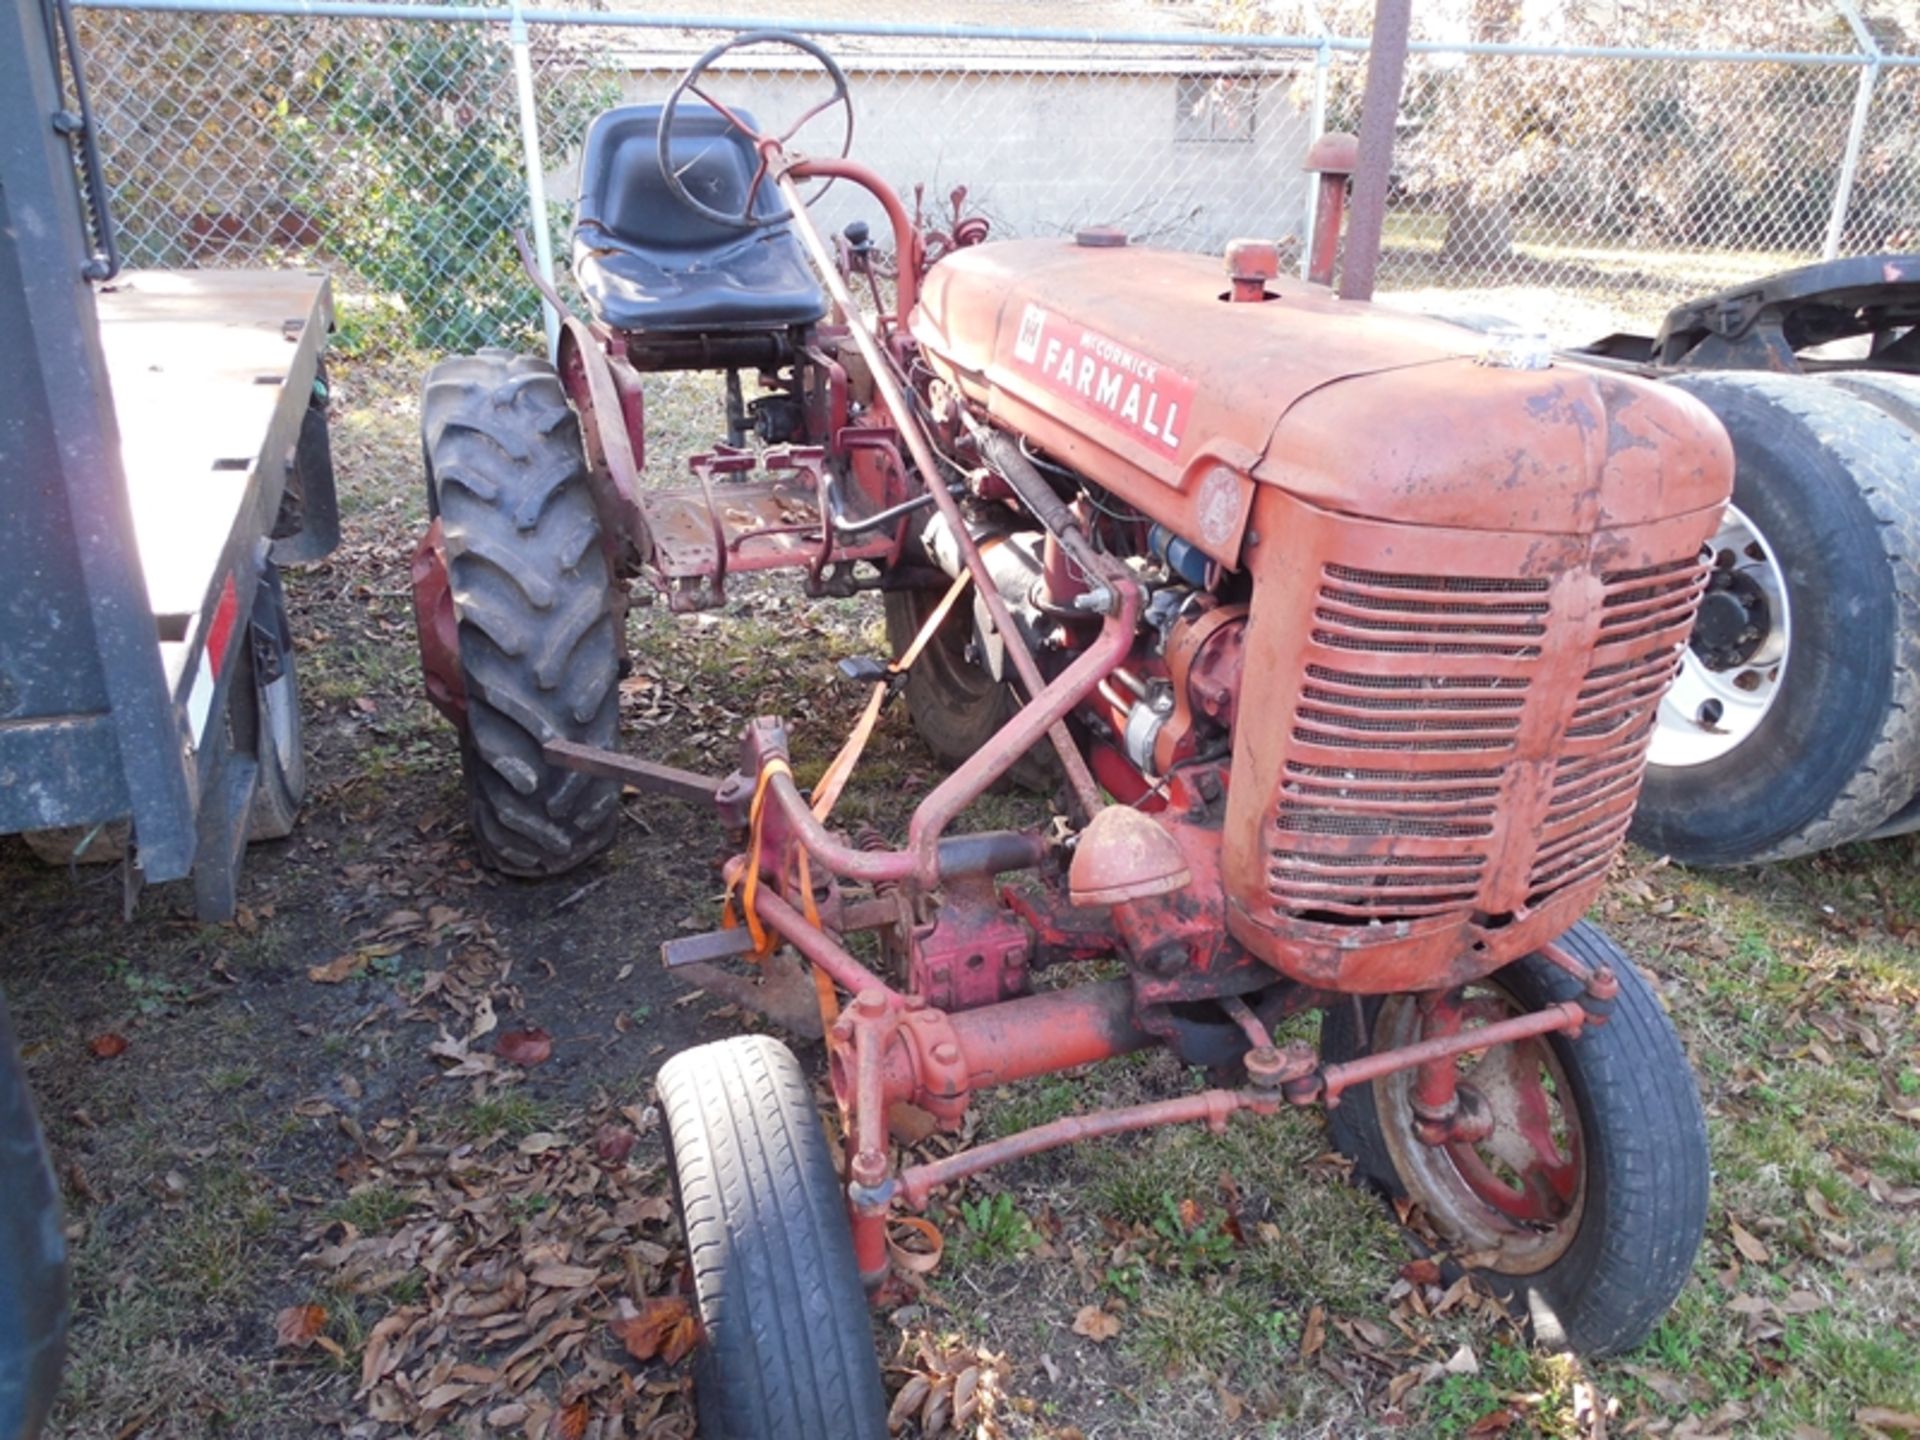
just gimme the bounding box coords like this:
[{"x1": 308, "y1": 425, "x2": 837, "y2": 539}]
[
  {"x1": 1310, "y1": 999, "x2": 1589, "y2": 1107},
  {"x1": 896, "y1": 1089, "x2": 1273, "y2": 1210},
  {"x1": 1066, "y1": 806, "x2": 1192, "y2": 907},
  {"x1": 409, "y1": 519, "x2": 465, "y2": 728},
  {"x1": 1303, "y1": 131, "x2": 1359, "y2": 288},
  {"x1": 543, "y1": 738, "x2": 721, "y2": 804}
]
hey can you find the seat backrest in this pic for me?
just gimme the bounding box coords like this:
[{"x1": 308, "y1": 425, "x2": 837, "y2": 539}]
[{"x1": 575, "y1": 103, "x2": 786, "y2": 254}]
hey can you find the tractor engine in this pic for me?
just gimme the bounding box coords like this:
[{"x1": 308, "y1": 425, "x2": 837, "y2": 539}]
[{"x1": 911, "y1": 235, "x2": 1731, "y2": 995}]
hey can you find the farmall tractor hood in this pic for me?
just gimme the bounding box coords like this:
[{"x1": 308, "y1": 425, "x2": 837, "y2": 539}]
[{"x1": 913, "y1": 238, "x2": 1730, "y2": 566}]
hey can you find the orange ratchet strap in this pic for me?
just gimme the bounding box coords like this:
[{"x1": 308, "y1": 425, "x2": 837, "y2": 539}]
[{"x1": 721, "y1": 567, "x2": 975, "y2": 1023}]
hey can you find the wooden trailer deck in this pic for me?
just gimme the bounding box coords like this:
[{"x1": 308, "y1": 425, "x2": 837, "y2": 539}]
[{"x1": 95, "y1": 269, "x2": 333, "y2": 700}]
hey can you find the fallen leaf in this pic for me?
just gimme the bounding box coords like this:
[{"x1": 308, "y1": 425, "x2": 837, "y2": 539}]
[
  {"x1": 529, "y1": 1263, "x2": 600, "y2": 1290},
  {"x1": 549, "y1": 1399, "x2": 588, "y2": 1440},
  {"x1": 1858, "y1": 1409, "x2": 1920, "y2": 1433},
  {"x1": 611, "y1": 1296, "x2": 698, "y2": 1363},
  {"x1": 274, "y1": 1304, "x2": 328, "y2": 1350},
  {"x1": 1728, "y1": 1216, "x2": 1772, "y2": 1265},
  {"x1": 1300, "y1": 1304, "x2": 1326, "y2": 1358},
  {"x1": 1627, "y1": 1365, "x2": 1703, "y2": 1406},
  {"x1": 1467, "y1": 1409, "x2": 1518, "y2": 1437},
  {"x1": 888, "y1": 1375, "x2": 931, "y2": 1432},
  {"x1": 518, "y1": 1132, "x2": 567, "y2": 1156},
  {"x1": 1399, "y1": 1258, "x2": 1442, "y2": 1286},
  {"x1": 468, "y1": 994, "x2": 499, "y2": 1040},
  {"x1": 1071, "y1": 1304, "x2": 1122, "y2": 1342},
  {"x1": 594, "y1": 1124, "x2": 636, "y2": 1163},
  {"x1": 358, "y1": 1306, "x2": 423, "y2": 1395},
  {"x1": 87, "y1": 1033, "x2": 129, "y2": 1059},
  {"x1": 1442, "y1": 1343, "x2": 1478, "y2": 1375},
  {"x1": 496, "y1": 1027, "x2": 552, "y2": 1067},
  {"x1": 1805, "y1": 1186, "x2": 1845, "y2": 1224},
  {"x1": 308, "y1": 953, "x2": 366, "y2": 985}
]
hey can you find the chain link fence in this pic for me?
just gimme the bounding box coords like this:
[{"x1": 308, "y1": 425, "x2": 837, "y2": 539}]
[{"x1": 71, "y1": 0, "x2": 1920, "y2": 361}]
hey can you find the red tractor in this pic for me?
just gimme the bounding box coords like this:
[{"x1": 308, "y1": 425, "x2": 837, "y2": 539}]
[{"x1": 411, "y1": 33, "x2": 1728, "y2": 1436}]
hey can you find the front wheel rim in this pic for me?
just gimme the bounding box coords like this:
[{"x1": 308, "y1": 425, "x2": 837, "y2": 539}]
[
  {"x1": 1648, "y1": 503, "x2": 1791, "y2": 769},
  {"x1": 1372, "y1": 986, "x2": 1587, "y2": 1275}
]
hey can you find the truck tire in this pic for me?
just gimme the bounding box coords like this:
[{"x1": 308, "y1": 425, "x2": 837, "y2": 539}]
[
  {"x1": 422, "y1": 349, "x2": 622, "y2": 877},
  {"x1": 657, "y1": 1035, "x2": 888, "y2": 1440},
  {"x1": 1320, "y1": 923, "x2": 1709, "y2": 1357},
  {"x1": 1632, "y1": 372, "x2": 1920, "y2": 865}
]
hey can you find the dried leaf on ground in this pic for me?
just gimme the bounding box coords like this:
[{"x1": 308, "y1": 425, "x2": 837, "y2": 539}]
[
  {"x1": 87, "y1": 1032, "x2": 129, "y2": 1059},
  {"x1": 594, "y1": 1123, "x2": 636, "y2": 1163},
  {"x1": 529, "y1": 1262, "x2": 600, "y2": 1290},
  {"x1": 1858, "y1": 1410, "x2": 1920, "y2": 1433},
  {"x1": 1071, "y1": 1304, "x2": 1121, "y2": 1342},
  {"x1": 1728, "y1": 1216, "x2": 1772, "y2": 1265},
  {"x1": 274, "y1": 1303, "x2": 328, "y2": 1350},
  {"x1": 1299, "y1": 1303, "x2": 1327, "y2": 1358},
  {"x1": 496, "y1": 1026, "x2": 552, "y2": 1067},
  {"x1": 308, "y1": 953, "x2": 366, "y2": 984},
  {"x1": 611, "y1": 1295, "x2": 699, "y2": 1364}
]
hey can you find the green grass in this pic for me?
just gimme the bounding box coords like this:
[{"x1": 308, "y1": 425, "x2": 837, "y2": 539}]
[
  {"x1": 457, "y1": 1093, "x2": 557, "y2": 1142},
  {"x1": 948, "y1": 1190, "x2": 1039, "y2": 1268},
  {"x1": 329, "y1": 1183, "x2": 417, "y2": 1234}
]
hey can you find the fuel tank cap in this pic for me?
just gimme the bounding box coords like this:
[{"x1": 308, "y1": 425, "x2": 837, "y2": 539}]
[{"x1": 1075, "y1": 226, "x2": 1128, "y2": 248}]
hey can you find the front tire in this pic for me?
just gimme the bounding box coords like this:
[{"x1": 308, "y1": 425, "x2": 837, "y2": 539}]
[
  {"x1": 656, "y1": 1035, "x2": 888, "y2": 1440},
  {"x1": 1320, "y1": 923, "x2": 1708, "y2": 1356},
  {"x1": 421, "y1": 349, "x2": 622, "y2": 877},
  {"x1": 1632, "y1": 372, "x2": 1920, "y2": 865}
]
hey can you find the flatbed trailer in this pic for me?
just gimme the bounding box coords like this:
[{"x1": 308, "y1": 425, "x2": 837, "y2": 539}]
[{"x1": 1, "y1": 0, "x2": 336, "y2": 922}]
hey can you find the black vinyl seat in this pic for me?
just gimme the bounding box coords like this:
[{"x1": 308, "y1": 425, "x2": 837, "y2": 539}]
[{"x1": 572, "y1": 103, "x2": 828, "y2": 335}]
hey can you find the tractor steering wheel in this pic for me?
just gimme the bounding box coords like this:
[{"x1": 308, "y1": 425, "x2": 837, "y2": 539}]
[{"x1": 657, "y1": 29, "x2": 855, "y2": 231}]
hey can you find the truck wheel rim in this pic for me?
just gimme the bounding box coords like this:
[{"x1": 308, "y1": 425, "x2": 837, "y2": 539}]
[
  {"x1": 1372, "y1": 986, "x2": 1587, "y2": 1275},
  {"x1": 1648, "y1": 504, "x2": 1790, "y2": 769}
]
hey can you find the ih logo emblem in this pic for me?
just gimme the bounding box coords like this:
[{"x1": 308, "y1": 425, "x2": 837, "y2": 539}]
[
  {"x1": 1006, "y1": 303, "x2": 1195, "y2": 461},
  {"x1": 1013, "y1": 302, "x2": 1047, "y2": 363}
]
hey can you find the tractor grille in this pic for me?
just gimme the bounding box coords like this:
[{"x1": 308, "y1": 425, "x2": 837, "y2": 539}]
[
  {"x1": 1265, "y1": 552, "x2": 1707, "y2": 925},
  {"x1": 1269, "y1": 564, "x2": 1548, "y2": 922},
  {"x1": 1527, "y1": 558, "x2": 1707, "y2": 900}
]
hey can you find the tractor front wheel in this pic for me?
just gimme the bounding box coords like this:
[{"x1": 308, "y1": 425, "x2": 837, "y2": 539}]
[
  {"x1": 421, "y1": 348, "x2": 623, "y2": 877},
  {"x1": 657, "y1": 1035, "x2": 889, "y2": 1440},
  {"x1": 1319, "y1": 923, "x2": 1708, "y2": 1357}
]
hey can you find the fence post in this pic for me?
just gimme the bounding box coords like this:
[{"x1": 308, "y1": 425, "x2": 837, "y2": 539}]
[
  {"x1": 509, "y1": 0, "x2": 560, "y2": 357},
  {"x1": 1825, "y1": 0, "x2": 1881, "y2": 260},
  {"x1": 1301, "y1": 36, "x2": 1332, "y2": 279}
]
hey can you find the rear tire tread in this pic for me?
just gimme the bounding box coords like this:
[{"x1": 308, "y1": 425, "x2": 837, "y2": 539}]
[{"x1": 422, "y1": 350, "x2": 621, "y2": 877}]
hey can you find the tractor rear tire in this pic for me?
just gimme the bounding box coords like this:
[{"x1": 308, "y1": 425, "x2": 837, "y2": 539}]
[
  {"x1": 422, "y1": 348, "x2": 622, "y2": 877},
  {"x1": 656, "y1": 1035, "x2": 889, "y2": 1440},
  {"x1": 883, "y1": 587, "x2": 1055, "y2": 793},
  {"x1": 1320, "y1": 923, "x2": 1709, "y2": 1357},
  {"x1": 1631, "y1": 372, "x2": 1920, "y2": 865}
]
